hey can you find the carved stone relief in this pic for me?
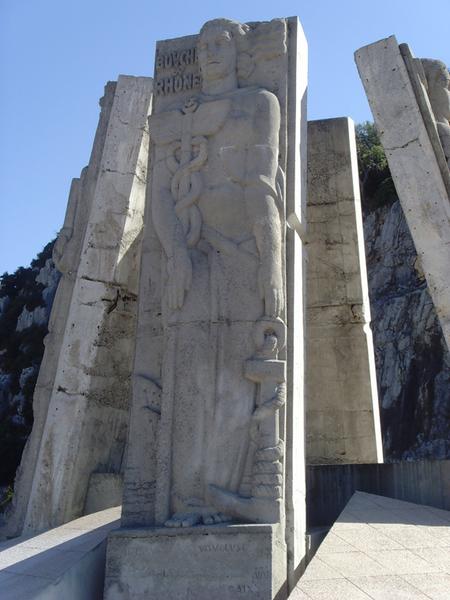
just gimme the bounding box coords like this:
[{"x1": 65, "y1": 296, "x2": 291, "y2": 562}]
[
  {"x1": 149, "y1": 18, "x2": 287, "y2": 527},
  {"x1": 420, "y1": 58, "x2": 450, "y2": 168}
]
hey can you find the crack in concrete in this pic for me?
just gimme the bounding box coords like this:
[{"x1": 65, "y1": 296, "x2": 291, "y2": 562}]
[
  {"x1": 386, "y1": 136, "x2": 420, "y2": 151},
  {"x1": 104, "y1": 168, "x2": 146, "y2": 186}
]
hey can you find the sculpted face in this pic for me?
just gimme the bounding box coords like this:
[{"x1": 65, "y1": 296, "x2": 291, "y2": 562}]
[
  {"x1": 198, "y1": 25, "x2": 237, "y2": 82},
  {"x1": 438, "y1": 64, "x2": 450, "y2": 89}
]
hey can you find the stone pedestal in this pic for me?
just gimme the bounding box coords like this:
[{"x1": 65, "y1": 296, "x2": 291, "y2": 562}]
[{"x1": 104, "y1": 524, "x2": 287, "y2": 600}]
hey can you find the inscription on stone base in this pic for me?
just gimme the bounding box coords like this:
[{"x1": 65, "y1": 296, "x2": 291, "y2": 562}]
[{"x1": 104, "y1": 525, "x2": 287, "y2": 600}]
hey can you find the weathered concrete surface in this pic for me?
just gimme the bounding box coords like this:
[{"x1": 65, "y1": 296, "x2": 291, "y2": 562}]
[
  {"x1": 84, "y1": 474, "x2": 123, "y2": 516},
  {"x1": 0, "y1": 506, "x2": 120, "y2": 600},
  {"x1": 355, "y1": 36, "x2": 450, "y2": 351},
  {"x1": 5, "y1": 75, "x2": 152, "y2": 538},
  {"x1": 117, "y1": 16, "x2": 307, "y2": 598},
  {"x1": 285, "y1": 18, "x2": 308, "y2": 589},
  {"x1": 104, "y1": 524, "x2": 286, "y2": 600},
  {"x1": 292, "y1": 492, "x2": 450, "y2": 599},
  {"x1": 2, "y1": 82, "x2": 117, "y2": 539},
  {"x1": 307, "y1": 460, "x2": 450, "y2": 529},
  {"x1": 306, "y1": 117, "x2": 383, "y2": 465}
]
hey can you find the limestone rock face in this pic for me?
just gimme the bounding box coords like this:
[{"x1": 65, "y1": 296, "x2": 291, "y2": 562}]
[{"x1": 364, "y1": 197, "x2": 450, "y2": 460}]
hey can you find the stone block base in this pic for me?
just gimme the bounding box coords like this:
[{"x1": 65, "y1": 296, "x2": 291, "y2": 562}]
[{"x1": 104, "y1": 523, "x2": 287, "y2": 600}]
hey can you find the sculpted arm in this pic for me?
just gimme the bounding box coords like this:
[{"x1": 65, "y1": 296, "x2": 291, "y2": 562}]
[
  {"x1": 151, "y1": 149, "x2": 192, "y2": 310},
  {"x1": 243, "y1": 91, "x2": 283, "y2": 317}
]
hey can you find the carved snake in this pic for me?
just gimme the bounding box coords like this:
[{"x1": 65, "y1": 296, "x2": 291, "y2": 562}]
[{"x1": 166, "y1": 136, "x2": 207, "y2": 248}]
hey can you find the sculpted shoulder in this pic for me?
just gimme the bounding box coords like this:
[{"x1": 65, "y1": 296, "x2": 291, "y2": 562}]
[
  {"x1": 233, "y1": 86, "x2": 280, "y2": 110},
  {"x1": 253, "y1": 88, "x2": 280, "y2": 110},
  {"x1": 244, "y1": 88, "x2": 280, "y2": 143}
]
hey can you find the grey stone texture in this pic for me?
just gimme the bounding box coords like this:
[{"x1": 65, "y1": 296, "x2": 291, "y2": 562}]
[
  {"x1": 305, "y1": 117, "x2": 382, "y2": 465},
  {"x1": 84, "y1": 474, "x2": 123, "y2": 516},
  {"x1": 3, "y1": 75, "x2": 152, "y2": 538},
  {"x1": 292, "y1": 491, "x2": 450, "y2": 599},
  {"x1": 104, "y1": 524, "x2": 286, "y2": 600},
  {"x1": 115, "y1": 16, "x2": 308, "y2": 598},
  {"x1": 2, "y1": 81, "x2": 117, "y2": 539},
  {"x1": 420, "y1": 57, "x2": 450, "y2": 168},
  {"x1": 0, "y1": 506, "x2": 120, "y2": 600},
  {"x1": 306, "y1": 460, "x2": 450, "y2": 529},
  {"x1": 355, "y1": 36, "x2": 450, "y2": 351}
]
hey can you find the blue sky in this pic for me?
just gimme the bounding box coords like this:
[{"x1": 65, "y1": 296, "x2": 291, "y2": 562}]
[{"x1": 1, "y1": 0, "x2": 449, "y2": 274}]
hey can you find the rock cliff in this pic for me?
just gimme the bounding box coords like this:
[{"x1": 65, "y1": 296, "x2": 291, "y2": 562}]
[
  {"x1": 358, "y1": 121, "x2": 450, "y2": 461},
  {"x1": 0, "y1": 241, "x2": 59, "y2": 491},
  {"x1": 364, "y1": 196, "x2": 450, "y2": 460}
]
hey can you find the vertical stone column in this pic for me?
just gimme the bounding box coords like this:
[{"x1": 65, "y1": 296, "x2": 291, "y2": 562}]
[
  {"x1": 305, "y1": 117, "x2": 383, "y2": 465},
  {"x1": 355, "y1": 36, "x2": 450, "y2": 351},
  {"x1": 107, "y1": 17, "x2": 307, "y2": 600},
  {"x1": 284, "y1": 16, "x2": 308, "y2": 590},
  {"x1": 7, "y1": 75, "x2": 153, "y2": 536},
  {"x1": 2, "y1": 82, "x2": 117, "y2": 539}
]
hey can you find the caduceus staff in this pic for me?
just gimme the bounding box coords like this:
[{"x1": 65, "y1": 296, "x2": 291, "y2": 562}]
[
  {"x1": 149, "y1": 95, "x2": 231, "y2": 525},
  {"x1": 150, "y1": 96, "x2": 231, "y2": 250}
]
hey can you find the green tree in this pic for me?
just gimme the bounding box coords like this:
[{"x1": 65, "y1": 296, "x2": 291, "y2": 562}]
[{"x1": 355, "y1": 121, "x2": 397, "y2": 212}]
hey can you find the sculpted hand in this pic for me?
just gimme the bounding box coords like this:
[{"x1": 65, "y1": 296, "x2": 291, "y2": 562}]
[
  {"x1": 259, "y1": 268, "x2": 284, "y2": 318},
  {"x1": 167, "y1": 249, "x2": 192, "y2": 310}
]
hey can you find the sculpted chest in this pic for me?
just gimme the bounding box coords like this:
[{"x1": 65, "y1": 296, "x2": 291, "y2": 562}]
[{"x1": 150, "y1": 92, "x2": 271, "y2": 243}]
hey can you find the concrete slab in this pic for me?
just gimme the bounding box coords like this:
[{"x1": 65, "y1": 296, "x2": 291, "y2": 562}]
[
  {"x1": 0, "y1": 506, "x2": 120, "y2": 599},
  {"x1": 291, "y1": 492, "x2": 450, "y2": 599},
  {"x1": 355, "y1": 37, "x2": 450, "y2": 351}
]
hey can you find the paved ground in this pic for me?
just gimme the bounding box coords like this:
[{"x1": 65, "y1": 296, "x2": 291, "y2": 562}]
[{"x1": 292, "y1": 491, "x2": 450, "y2": 599}]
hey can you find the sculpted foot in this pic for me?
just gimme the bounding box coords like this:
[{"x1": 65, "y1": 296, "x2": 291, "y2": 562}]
[
  {"x1": 164, "y1": 512, "x2": 202, "y2": 528},
  {"x1": 202, "y1": 512, "x2": 232, "y2": 525},
  {"x1": 208, "y1": 484, "x2": 281, "y2": 524}
]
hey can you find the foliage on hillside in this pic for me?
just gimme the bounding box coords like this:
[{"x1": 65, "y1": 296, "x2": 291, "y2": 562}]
[
  {"x1": 0, "y1": 240, "x2": 56, "y2": 485},
  {"x1": 356, "y1": 121, "x2": 397, "y2": 213}
]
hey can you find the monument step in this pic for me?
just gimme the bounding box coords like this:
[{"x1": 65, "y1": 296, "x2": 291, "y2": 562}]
[{"x1": 0, "y1": 506, "x2": 120, "y2": 599}]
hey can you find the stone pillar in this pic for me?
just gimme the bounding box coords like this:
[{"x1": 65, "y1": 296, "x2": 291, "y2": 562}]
[
  {"x1": 5, "y1": 75, "x2": 153, "y2": 537},
  {"x1": 355, "y1": 36, "x2": 450, "y2": 351},
  {"x1": 305, "y1": 117, "x2": 383, "y2": 464},
  {"x1": 2, "y1": 82, "x2": 117, "y2": 539},
  {"x1": 106, "y1": 17, "x2": 307, "y2": 600}
]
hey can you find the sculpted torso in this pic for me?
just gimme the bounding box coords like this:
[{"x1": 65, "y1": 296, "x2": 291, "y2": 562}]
[{"x1": 198, "y1": 88, "x2": 279, "y2": 242}]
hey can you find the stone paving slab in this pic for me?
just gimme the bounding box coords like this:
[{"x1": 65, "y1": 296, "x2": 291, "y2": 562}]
[
  {"x1": 291, "y1": 491, "x2": 450, "y2": 599},
  {"x1": 0, "y1": 506, "x2": 120, "y2": 599}
]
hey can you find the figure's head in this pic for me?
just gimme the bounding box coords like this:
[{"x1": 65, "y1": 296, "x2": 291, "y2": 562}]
[
  {"x1": 198, "y1": 19, "x2": 247, "y2": 84},
  {"x1": 421, "y1": 58, "x2": 450, "y2": 90}
]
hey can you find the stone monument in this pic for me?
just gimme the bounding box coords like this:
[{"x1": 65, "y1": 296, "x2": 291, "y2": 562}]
[
  {"x1": 355, "y1": 37, "x2": 450, "y2": 351},
  {"x1": 105, "y1": 17, "x2": 308, "y2": 599},
  {"x1": 2, "y1": 75, "x2": 153, "y2": 538},
  {"x1": 305, "y1": 117, "x2": 383, "y2": 465}
]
